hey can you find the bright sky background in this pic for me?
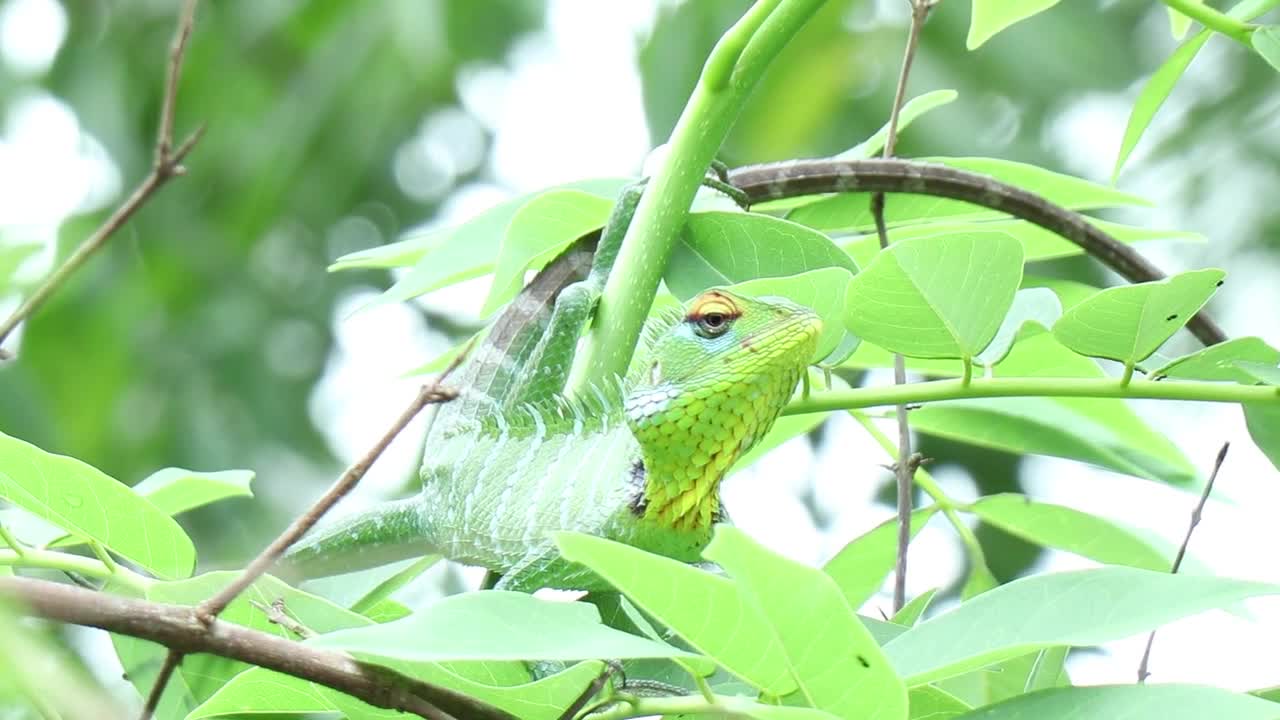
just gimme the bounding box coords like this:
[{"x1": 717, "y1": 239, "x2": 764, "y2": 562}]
[{"x1": 4, "y1": 0, "x2": 1280, "y2": 698}]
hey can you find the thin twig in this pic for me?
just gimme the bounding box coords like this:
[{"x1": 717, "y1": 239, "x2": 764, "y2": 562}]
[
  {"x1": 195, "y1": 356, "x2": 465, "y2": 624},
  {"x1": 1137, "y1": 442, "x2": 1230, "y2": 682},
  {"x1": 0, "y1": 0, "x2": 206, "y2": 353},
  {"x1": 251, "y1": 598, "x2": 316, "y2": 639},
  {"x1": 0, "y1": 576, "x2": 507, "y2": 720},
  {"x1": 872, "y1": 0, "x2": 937, "y2": 613},
  {"x1": 138, "y1": 650, "x2": 182, "y2": 720}
]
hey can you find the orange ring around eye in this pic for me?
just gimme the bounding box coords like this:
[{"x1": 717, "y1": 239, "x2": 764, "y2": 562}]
[{"x1": 686, "y1": 291, "x2": 741, "y2": 323}]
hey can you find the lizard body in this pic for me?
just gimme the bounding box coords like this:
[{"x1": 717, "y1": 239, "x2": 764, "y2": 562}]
[{"x1": 285, "y1": 189, "x2": 820, "y2": 590}]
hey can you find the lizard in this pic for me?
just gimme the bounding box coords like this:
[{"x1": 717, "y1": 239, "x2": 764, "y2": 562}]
[
  {"x1": 284, "y1": 155, "x2": 1226, "y2": 591},
  {"x1": 283, "y1": 182, "x2": 822, "y2": 591}
]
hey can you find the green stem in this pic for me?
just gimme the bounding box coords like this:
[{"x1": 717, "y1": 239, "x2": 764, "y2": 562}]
[
  {"x1": 1161, "y1": 0, "x2": 1254, "y2": 44},
  {"x1": 784, "y1": 377, "x2": 1280, "y2": 416},
  {"x1": 1121, "y1": 362, "x2": 1135, "y2": 387},
  {"x1": 0, "y1": 547, "x2": 152, "y2": 593},
  {"x1": 0, "y1": 524, "x2": 27, "y2": 556},
  {"x1": 569, "y1": 0, "x2": 827, "y2": 391},
  {"x1": 89, "y1": 540, "x2": 119, "y2": 574}
]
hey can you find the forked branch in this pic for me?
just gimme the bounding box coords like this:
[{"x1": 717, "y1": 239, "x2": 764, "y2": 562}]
[{"x1": 0, "y1": 0, "x2": 206, "y2": 353}]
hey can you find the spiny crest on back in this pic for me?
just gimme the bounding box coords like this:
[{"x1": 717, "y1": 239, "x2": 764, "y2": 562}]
[
  {"x1": 472, "y1": 376, "x2": 628, "y2": 439},
  {"x1": 625, "y1": 303, "x2": 685, "y2": 387}
]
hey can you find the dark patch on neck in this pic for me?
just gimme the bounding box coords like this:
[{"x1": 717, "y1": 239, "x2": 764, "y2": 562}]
[{"x1": 627, "y1": 459, "x2": 648, "y2": 517}]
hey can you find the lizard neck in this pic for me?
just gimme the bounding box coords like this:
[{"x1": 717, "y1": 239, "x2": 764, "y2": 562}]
[{"x1": 624, "y1": 364, "x2": 805, "y2": 531}]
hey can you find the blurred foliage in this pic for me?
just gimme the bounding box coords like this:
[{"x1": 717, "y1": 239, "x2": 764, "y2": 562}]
[
  {"x1": 1, "y1": 0, "x2": 1278, "y2": 578},
  {"x1": 0, "y1": 0, "x2": 540, "y2": 564}
]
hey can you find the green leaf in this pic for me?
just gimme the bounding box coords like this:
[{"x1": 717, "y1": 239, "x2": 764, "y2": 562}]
[
  {"x1": 909, "y1": 331, "x2": 1196, "y2": 484},
  {"x1": 350, "y1": 555, "x2": 441, "y2": 615},
  {"x1": 1153, "y1": 337, "x2": 1280, "y2": 382},
  {"x1": 328, "y1": 227, "x2": 444, "y2": 272},
  {"x1": 1113, "y1": 32, "x2": 1212, "y2": 181},
  {"x1": 968, "y1": 0, "x2": 1062, "y2": 49},
  {"x1": 843, "y1": 218, "x2": 1201, "y2": 269},
  {"x1": 190, "y1": 659, "x2": 601, "y2": 720},
  {"x1": 331, "y1": 659, "x2": 603, "y2": 720},
  {"x1": 186, "y1": 669, "x2": 337, "y2": 718},
  {"x1": 1236, "y1": 361, "x2": 1280, "y2": 385},
  {"x1": 970, "y1": 494, "x2": 1169, "y2": 569},
  {"x1": 789, "y1": 158, "x2": 1146, "y2": 235},
  {"x1": 839, "y1": 90, "x2": 959, "y2": 160},
  {"x1": 1052, "y1": 269, "x2": 1225, "y2": 366},
  {"x1": 891, "y1": 589, "x2": 937, "y2": 628},
  {"x1": 1245, "y1": 402, "x2": 1280, "y2": 472},
  {"x1": 973, "y1": 288, "x2": 1061, "y2": 367},
  {"x1": 131, "y1": 467, "x2": 255, "y2": 516},
  {"x1": 1252, "y1": 26, "x2": 1280, "y2": 71},
  {"x1": 1114, "y1": 0, "x2": 1280, "y2": 182},
  {"x1": 704, "y1": 526, "x2": 909, "y2": 720},
  {"x1": 883, "y1": 567, "x2": 1280, "y2": 685},
  {"x1": 1021, "y1": 275, "x2": 1102, "y2": 310},
  {"x1": 713, "y1": 698, "x2": 844, "y2": 719},
  {"x1": 365, "y1": 178, "x2": 628, "y2": 309},
  {"x1": 935, "y1": 648, "x2": 1069, "y2": 709},
  {"x1": 556, "y1": 531, "x2": 796, "y2": 695},
  {"x1": 45, "y1": 467, "x2": 255, "y2": 551},
  {"x1": 844, "y1": 232, "x2": 1024, "y2": 359},
  {"x1": 824, "y1": 508, "x2": 938, "y2": 610},
  {"x1": 482, "y1": 189, "x2": 613, "y2": 315},
  {"x1": 908, "y1": 686, "x2": 971, "y2": 719},
  {"x1": 953, "y1": 684, "x2": 1280, "y2": 719},
  {"x1": 665, "y1": 211, "x2": 858, "y2": 300},
  {"x1": 841, "y1": 342, "x2": 965, "y2": 377},
  {"x1": 310, "y1": 590, "x2": 694, "y2": 663},
  {"x1": 726, "y1": 267, "x2": 855, "y2": 361},
  {"x1": 0, "y1": 431, "x2": 195, "y2": 579}
]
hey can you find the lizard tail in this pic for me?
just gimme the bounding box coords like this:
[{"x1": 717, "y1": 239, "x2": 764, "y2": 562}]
[{"x1": 279, "y1": 497, "x2": 432, "y2": 580}]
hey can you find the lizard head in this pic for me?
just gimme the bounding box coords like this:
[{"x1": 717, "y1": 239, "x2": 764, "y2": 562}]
[{"x1": 623, "y1": 289, "x2": 821, "y2": 530}]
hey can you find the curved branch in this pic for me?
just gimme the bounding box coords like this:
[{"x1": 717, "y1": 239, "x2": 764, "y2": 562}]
[
  {"x1": 727, "y1": 158, "x2": 1228, "y2": 347},
  {"x1": 0, "y1": 576, "x2": 515, "y2": 720}
]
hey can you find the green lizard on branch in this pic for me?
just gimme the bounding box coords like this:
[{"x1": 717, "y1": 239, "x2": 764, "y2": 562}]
[
  {"x1": 284, "y1": 184, "x2": 821, "y2": 590},
  {"x1": 284, "y1": 155, "x2": 1234, "y2": 591}
]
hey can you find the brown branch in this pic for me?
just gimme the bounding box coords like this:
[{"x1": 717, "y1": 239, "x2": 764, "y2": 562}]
[
  {"x1": 138, "y1": 650, "x2": 182, "y2": 720},
  {"x1": 872, "y1": 0, "x2": 936, "y2": 613},
  {"x1": 0, "y1": 0, "x2": 206, "y2": 353},
  {"x1": 727, "y1": 162, "x2": 1227, "y2": 347},
  {"x1": 196, "y1": 355, "x2": 466, "y2": 624},
  {"x1": 1137, "y1": 442, "x2": 1230, "y2": 683},
  {"x1": 0, "y1": 576, "x2": 511, "y2": 720}
]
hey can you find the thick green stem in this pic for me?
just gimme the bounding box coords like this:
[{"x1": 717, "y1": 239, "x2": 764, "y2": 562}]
[
  {"x1": 0, "y1": 547, "x2": 152, "y2": 593},
  {"x1": 1162, "y1": 0, "x2": 1255, "y2": 44},
  {"x1": 569, "y1": 0, "x2": 828, "y2": 391},
  {"x1": 785, "y1": 377, "x2": 1280, "y2": 415}
]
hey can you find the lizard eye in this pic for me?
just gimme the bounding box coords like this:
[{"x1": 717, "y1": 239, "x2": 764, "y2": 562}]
[
  {"x1": 697, "y1": 312, "x2": 731, "y2": 337},
  {"x1": 687, "y1": 292, "x2": 740, "y2": 338}
]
